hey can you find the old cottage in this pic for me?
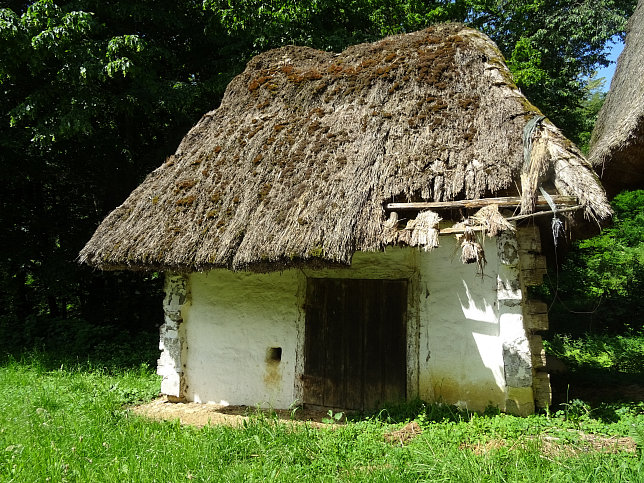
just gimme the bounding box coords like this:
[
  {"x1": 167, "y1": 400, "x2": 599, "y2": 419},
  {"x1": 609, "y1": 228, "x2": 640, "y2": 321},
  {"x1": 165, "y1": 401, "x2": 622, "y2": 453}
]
[
  {"x1": 590, "y1": 0, "x2": 644, "y2": 196},
  {"x1": 80, "y1": 24, "x2": 611, "y2": 415}
]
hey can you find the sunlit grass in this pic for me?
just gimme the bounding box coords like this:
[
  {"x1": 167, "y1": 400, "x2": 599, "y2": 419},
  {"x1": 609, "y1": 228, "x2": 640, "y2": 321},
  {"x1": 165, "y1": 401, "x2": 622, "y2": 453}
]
[{"x1": 0, "y1": 351, "x2": 642, "y2": 482}]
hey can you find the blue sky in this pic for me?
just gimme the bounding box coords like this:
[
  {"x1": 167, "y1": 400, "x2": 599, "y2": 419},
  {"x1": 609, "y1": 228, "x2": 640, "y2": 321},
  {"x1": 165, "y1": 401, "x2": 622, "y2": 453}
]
[{"x1": 594, "y1": 40, "x2": 625, "y2": 91}]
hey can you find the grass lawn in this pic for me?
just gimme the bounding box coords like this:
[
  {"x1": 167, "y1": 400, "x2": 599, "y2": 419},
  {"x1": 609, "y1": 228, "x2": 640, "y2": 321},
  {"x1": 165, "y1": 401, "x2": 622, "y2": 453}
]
[{"x1": 0, "y1": 349, "x2": 642, "y2": 482}]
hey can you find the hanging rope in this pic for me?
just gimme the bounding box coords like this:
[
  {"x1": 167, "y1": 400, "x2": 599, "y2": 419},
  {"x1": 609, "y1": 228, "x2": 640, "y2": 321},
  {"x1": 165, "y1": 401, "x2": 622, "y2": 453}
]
[
  {"x1": 540, "y1": 187, "x2": 565, "y2": 246},
  {"x1": 523, "y1": 115, "x2": 564, "y2": 245}
]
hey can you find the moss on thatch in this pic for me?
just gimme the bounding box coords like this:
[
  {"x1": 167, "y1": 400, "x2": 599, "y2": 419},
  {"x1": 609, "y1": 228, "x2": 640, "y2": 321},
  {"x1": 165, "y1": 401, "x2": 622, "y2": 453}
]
[
  {"x1": 589, "y1": 0, "x2": 644, "y2": 197},
  {"x1": 80, "y1": 24, "x2": 610, "y2": 272}
]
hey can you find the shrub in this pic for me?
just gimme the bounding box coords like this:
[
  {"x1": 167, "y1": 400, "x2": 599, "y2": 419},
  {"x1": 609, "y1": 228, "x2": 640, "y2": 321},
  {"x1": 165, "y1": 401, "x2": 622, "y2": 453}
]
[{"x1": 545, "y1": 190, "x2": 644, "y2": 334}]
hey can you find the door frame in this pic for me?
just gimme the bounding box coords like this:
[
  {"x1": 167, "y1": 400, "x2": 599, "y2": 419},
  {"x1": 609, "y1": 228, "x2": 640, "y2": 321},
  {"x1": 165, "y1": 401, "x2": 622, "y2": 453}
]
[{"x1": 293, "y1": 251, "x2": 422, "y2": 409}]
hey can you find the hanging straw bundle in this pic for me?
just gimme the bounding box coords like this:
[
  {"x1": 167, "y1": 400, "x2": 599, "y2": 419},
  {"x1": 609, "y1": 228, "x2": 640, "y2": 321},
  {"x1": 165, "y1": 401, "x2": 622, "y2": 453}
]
[
  {"x1": 382, "y1": 210, "x2": 440, "y2": 251},
  {"x1": 521, "y1": 115, "x2": 550, "y2": 214},
  {"x1": 407, "y1": 210, "x2": 441, "y2": 251},
  {"x1": 459, "y1": 226, "x2": 486, "y2": 272},
  {"x1": 469, "y1": 204, "x2": 514, "y2": 237},
  {"x1": 382, "y1": 211, "x2": 401, "y2": 245}
]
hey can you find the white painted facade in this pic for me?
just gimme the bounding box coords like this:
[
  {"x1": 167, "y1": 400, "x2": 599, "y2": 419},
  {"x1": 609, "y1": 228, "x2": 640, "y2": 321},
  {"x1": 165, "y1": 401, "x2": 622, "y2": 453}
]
[{"x1": 158, "y1": 233, "x2": 536, "y2": 414}]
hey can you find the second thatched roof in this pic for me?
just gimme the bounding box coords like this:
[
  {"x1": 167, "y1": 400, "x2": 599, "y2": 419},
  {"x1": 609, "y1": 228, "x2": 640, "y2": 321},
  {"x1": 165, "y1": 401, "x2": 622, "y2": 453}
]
[
  {"x1": 80, "y1": 24, "x2": 610, "y2": 272},
  {"x1": 589, "y1": 0, "x2": 644, "y2": 197}
]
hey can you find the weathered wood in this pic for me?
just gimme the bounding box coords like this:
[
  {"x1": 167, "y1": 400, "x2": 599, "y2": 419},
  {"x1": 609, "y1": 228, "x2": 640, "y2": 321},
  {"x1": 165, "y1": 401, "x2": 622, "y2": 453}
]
[
  {"x1": 344, "y1": 285, "x2": 364, "y2": 410},
  {"x1": 302, "y1": 280, "x2": 326, "y2": 406},
  {"x1": 526, "y1": 313, "x2": 549, "y2": 332},
  {"x1": 303, "y1": 278, "x2": 407, "y2": 411},
  {"x1": 385, "y1": 195, "x2": 577, "y2": 211},
  {"x1": 519, "y1": 251, "x2": 547, "y2": 286},
  {"x1": 532, "y1": 347, "x2": 547, "y2": 370},
  {"x1": 516, "y1": 227, "x2": 542, "y2": 253},
  {"x1": 381, "y1": 280, "x2": 408, "y2": 405},
  {"x1": 519, "y1": 253, "x2": 547, "y2": 270},
  {"x1": 516, "y1": 226, "x2": 547, "y2": 285},
  {"x1": 438, "y1": 226, "x2": 487, "y2": 235},
  {"x1": 525, "y1": 300, "x2": 548, "y2": 315},
  {"x1": 420, "y1": 204, "x2": 578, "y2": 236},
  {"x1": 506, "y1": 205, "x2": 582, "y2": 221},
  {"x1": 324, "y1": 280, "x2": 343, "y2": 408},
  {"x1": 521, "y1": 268, "x2": 547, "y2": 286},
  {"x1": 529, "y1": 335, "x2": 544, "y2": 367}
]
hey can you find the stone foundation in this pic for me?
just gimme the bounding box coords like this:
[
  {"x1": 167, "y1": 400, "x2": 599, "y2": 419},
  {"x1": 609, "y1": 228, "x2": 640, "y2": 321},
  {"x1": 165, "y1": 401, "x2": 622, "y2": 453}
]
[
  {"x1": 157, "y1": 273, "x2": 189, "y2": 400},
  {"x1": 517, "y1": 226, "x2": 552, "y2": 409},
  {"x1": 497, "y1": 229, "x2": 536, "y2": 416}
]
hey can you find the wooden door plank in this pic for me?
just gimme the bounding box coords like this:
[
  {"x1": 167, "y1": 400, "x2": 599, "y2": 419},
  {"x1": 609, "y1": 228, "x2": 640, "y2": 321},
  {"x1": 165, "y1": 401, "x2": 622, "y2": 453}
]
[
  {"x1": 344, "y1": 280, "x2": 364, "y2": 410},
  {"x1": 303, "y1": 279, "x2": 326, "y2": 406},
  {"x1": 323, "y1": 279, "x2": 345, "y2": 408},
  {"x1": 304, "y1": 277, "x2": 407, "y2": 411},
  {"x1": 381, "y1": 280, "x2": 407, "y2": 403},
  {"x1": 363, "y1": 279, "x2": 384, "y2": 409}
]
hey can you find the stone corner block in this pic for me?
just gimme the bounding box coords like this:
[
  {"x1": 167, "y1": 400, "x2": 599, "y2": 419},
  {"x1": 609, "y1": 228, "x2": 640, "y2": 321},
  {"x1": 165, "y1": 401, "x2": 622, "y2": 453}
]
[{"x1": 505, "y1": 387, "x2": 535, "y2": 416}]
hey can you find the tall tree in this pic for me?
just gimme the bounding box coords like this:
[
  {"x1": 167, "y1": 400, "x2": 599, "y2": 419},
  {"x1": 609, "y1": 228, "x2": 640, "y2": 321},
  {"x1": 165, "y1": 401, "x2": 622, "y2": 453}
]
[
  {"x1": 548, "y1": 190, "x2": 644, "y2": 334},
  {"x1": 465, "y1": 0, "x2": 634, "y2": 139},
  {"x1": 0, "y1": 1, "x2": 233, "y2": 326},
  {"x1": 0, "y1": 0, "x2": 637, "y2": 332}
]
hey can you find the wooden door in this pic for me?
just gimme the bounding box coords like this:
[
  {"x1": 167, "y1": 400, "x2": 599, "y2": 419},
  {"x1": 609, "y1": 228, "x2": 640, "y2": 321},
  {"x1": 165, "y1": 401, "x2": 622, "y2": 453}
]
[{"x1": 303, "y1": 278, "x2": 407, "y2": 411}]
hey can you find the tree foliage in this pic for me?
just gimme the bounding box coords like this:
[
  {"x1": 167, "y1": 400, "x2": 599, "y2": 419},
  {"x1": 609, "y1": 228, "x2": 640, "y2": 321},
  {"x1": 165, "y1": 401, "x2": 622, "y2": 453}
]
[
  {"x1": 547, "y1": 191, "x2": 644, "y2": 334},
  {"x1": 0, "y1": 0, "x2": 638, "y2": 334},
  {"x1": 465, "y1": 0, "x2": 633, "y2": 138},
  {"x1": 575, "y1": 75, "x2": 608, "y2": 155},
  {"x1": 0, "y1": 0, "x2": 231, "y2": 325}
]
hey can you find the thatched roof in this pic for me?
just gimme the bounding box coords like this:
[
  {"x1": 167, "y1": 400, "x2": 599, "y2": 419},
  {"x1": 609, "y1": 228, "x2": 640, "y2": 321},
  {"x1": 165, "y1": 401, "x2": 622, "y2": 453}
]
[
  {"x1": 80, "y1": 24, "x2": 610, "y2": 272},
  {"x1": 589, "y1": 0, "x2": 644, "y2": 197}
]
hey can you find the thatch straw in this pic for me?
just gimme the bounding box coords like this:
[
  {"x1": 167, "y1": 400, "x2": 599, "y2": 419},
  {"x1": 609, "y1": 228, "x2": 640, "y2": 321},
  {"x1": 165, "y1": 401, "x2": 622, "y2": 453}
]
[
  {"x1": 79, "y1": 24, "x2": 611, "y2": 272},
  {"x1": 382, "y1": 210, "x2": 440, "y2": 250},
  {"x1": 469, "y1": 205, "x2": 514, "y2": 237},
  {"x1": 382, "y1": 211, "x2": 401, "y2": 245},
  {"x1": 589, "y1": 0, "x2": 644, "y2": 197},
  {"x1": 520, "y1": 115, "x2": 548, "y2": 214},
  {"x1": 459, "y1": 227, "x2": 486, "y2": 272},
  {"x1": 406, "y1": 211, "x2": 441, "y2": 251}
]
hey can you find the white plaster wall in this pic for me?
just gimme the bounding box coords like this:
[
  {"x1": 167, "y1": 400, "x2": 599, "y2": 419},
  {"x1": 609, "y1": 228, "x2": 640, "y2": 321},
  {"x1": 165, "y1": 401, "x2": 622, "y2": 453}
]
[
  {"x1": 417, "y1": 237, "x2": 507, "y2": 411},
  {"x1": 183, "y1": 270, "x2": 303, "y2": 407},
  {"x1": 304, "y1": 248, "x2": 419, "y2": 280},
  {"x1": 179, "y1": 240, "x2": 529, "y2": 413}
]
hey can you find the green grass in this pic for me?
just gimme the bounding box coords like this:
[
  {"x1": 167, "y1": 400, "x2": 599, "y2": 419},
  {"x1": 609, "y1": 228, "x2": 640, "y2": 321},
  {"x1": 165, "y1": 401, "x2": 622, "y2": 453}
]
[{"x1": 0, "y1": 352, "x2": 642, "y2": 482}]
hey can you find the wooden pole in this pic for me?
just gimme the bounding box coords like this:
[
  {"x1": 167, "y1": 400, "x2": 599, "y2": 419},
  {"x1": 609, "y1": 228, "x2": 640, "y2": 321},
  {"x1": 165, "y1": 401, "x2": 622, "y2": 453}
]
[
  {"x1": 439, "y1": 226, "x2": 486, "y2": 235},
  {"x1": 436, "y1": 205, "x2": 583, "y2": 235},
  {"x1": 505, "y1": 205, "x2": 583, "y2": 221},
  {"x1": 385, "y1": 195, "x2": 578, "y2": 211}
]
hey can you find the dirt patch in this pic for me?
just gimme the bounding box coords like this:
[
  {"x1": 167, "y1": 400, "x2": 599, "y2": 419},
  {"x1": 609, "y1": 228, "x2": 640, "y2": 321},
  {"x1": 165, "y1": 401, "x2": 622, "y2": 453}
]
[
  {"x1": 384, "y1": 421, "x2": 422, "y2": 445},
  {"x1": 460, "y1": 439, "x2": 510, "y2": 455},
  {"x1": 536, "y1": 432, "x2": 638, "y2": 457},
  {"x1": 131, "y1": 398, "x2": 638, "y2": 459},
  {"x1": 461, "y1": 432, "x2": 637, "y2": 457},
  {"x1": 577, "y1": 432, "x2": 637, "y2": 453},
  {"x1": 130, "y1": 396, "x2": 341, "y2": 428}
]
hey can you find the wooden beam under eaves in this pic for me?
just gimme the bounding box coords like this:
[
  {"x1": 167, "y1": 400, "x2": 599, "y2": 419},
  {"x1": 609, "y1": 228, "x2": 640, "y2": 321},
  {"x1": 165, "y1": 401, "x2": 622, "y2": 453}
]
[{"x1": 385, "y1": 195, "x2": 578, "y2": 211}]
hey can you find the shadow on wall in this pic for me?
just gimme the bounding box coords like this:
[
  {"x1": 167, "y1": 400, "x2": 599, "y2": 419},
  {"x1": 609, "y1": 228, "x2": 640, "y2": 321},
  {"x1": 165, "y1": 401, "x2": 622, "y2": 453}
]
[{"x1": 419, "y1": 265, "x2": 513, "y2": 412}]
